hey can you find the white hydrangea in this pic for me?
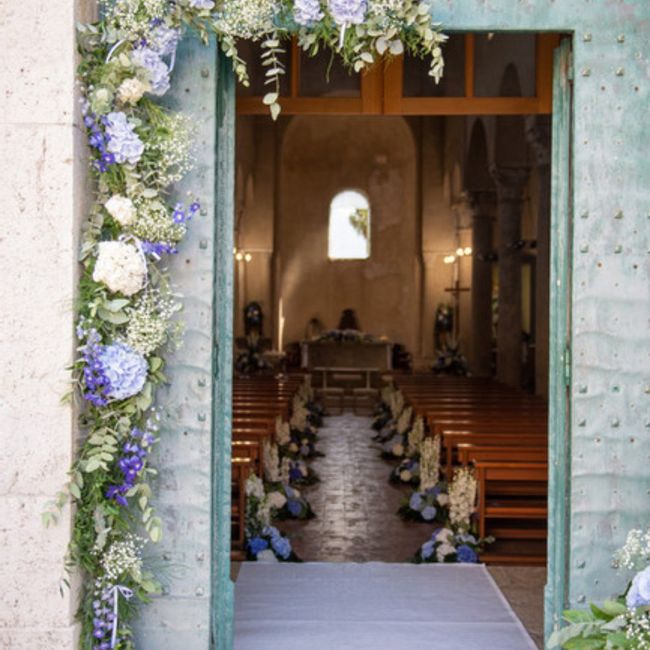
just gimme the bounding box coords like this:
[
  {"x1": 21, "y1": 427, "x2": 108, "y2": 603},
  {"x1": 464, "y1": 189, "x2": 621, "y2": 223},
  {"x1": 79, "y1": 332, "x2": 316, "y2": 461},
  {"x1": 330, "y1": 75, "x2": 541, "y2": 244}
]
[
  {"x1": 245, "y1": 474, "x2": 266, "y2": 500},
  {"x1": 257, "y1": 549, "x2": 279, "y2": 563},
  {"x1": 105, "y1": 195, "x2": 137, "y2": 226},
  {"x1": 448, "y1": 467, "x2": 478, "y2": 532},
  {"x1": 436, "y1": 542, "x2": 456, "y2": 562},
  {"x1": 266, "y1": 490, "x2": 287, "y2": 510},
  {"x1": 117, "y1": 77, "x2": 147, "y2": 105},
  {"x1": 93, "y1": 241, "x2": 146, "y2": 296}
]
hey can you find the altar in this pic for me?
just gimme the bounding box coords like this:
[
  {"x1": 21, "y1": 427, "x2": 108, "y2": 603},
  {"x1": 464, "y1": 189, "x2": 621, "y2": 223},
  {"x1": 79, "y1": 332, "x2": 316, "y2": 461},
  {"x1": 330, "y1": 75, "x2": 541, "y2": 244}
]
[{"x1": 301, "y1": 339, "x2": 393, "y2": 372}]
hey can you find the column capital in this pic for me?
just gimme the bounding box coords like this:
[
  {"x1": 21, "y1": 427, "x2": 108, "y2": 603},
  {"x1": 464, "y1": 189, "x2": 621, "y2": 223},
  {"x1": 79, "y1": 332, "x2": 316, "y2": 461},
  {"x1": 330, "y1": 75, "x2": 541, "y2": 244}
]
[
  {"x1": 489, "y1": 165, "x2": 530, "y2": 201},
  {"x1": 525, "y1": 115, "x2": 551, "y2": 167},
  {"x1": 467, "y1": 190, "x2": 497, "y2": 220}
]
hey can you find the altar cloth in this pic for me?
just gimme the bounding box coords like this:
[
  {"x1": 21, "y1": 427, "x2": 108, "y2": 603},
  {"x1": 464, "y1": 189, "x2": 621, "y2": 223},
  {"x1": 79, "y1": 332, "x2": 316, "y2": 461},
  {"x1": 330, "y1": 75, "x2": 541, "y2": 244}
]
[{"x1": 234, "y1": 562, "x2": 537, "y2": 650}]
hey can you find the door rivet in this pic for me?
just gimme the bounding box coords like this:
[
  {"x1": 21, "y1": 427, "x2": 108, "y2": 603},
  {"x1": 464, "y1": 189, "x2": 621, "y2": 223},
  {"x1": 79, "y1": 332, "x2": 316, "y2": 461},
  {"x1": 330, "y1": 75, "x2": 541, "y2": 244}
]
[
  {"x1": 580, "y1": 244, "x2": 589, "y2": 253},
  {"x1": 578, "y1": 385, "x2": 588, "y2": 394},
  {"x1": 578, "y1": 418, "x2": 586, "y2": 427},
  {"x1": 617, "y1": 34, "x2": 625, "y2": 43},
  {"x1": 583, "y1": 33, "x2": 592, "y2": 42},
  {"x1": 616, "y1": 67, "x2": 625, "y2": 76},
  {"x1": 201, "y1": 68, "x2": 210, "y2": 78},
  {"x1": 611, "y1": 418, "x2": 620, "y2": 427},
  {"x1": 614, "y1": 245, "x2": 623, "y2": 254},
  {"x1": 614, "y1": 210, "x2": 624, "y2": 219},
  {"x1": 198, "y1": 412, "x2": 207, "y2": 422},
  {"x1": 200, "y1": 239, "x2": 208, "y2": 249},
  {"x1": 581, "y1": 68, "x2": 592, "y2": 77},
  {"x1": 576, "y1": 560, "x2": 586, "y2": 568}
]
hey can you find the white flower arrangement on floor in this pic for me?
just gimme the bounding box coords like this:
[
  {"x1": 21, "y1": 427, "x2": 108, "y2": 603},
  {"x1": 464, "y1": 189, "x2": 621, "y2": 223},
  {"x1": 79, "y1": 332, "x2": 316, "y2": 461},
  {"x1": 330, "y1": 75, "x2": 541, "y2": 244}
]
[{"x1": 47, "y1": 0, "x2": 446, "y2": 643}]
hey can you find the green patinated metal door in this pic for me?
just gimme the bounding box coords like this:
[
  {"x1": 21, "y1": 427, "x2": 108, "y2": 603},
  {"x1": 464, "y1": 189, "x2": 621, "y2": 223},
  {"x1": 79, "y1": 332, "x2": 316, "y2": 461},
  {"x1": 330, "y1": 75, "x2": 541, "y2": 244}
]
[{"x1": 142, "y1": 3, "x2": 650, "y2": 648}]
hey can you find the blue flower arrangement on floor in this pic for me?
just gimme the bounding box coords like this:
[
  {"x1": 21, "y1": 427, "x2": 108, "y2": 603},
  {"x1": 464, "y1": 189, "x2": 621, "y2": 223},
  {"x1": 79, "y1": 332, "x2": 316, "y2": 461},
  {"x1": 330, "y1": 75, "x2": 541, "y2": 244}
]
[{"x1": 413, "y1": 527, "x2": 485, "y2": 564}]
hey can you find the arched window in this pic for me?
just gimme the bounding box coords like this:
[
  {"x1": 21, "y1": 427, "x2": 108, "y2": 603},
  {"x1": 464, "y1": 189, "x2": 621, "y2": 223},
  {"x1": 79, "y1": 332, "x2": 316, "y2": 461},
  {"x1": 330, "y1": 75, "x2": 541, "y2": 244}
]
[{"x1": 328, "y1": 190, "x2": 371, "y2": 260}]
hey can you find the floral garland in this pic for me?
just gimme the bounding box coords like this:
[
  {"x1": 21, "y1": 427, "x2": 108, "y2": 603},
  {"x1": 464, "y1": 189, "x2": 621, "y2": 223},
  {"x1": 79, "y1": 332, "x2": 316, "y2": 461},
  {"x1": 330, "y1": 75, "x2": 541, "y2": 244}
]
[{"x1": 43, "y1": 1, "x2": 446, "y2": 647}]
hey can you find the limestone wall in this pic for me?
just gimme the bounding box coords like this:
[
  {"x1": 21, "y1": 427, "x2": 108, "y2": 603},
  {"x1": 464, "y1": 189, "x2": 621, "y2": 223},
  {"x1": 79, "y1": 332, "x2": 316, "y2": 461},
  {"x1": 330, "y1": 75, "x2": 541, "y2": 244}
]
[{"x1": 0, "y1": 0, "x2": 91, "y2": 646}]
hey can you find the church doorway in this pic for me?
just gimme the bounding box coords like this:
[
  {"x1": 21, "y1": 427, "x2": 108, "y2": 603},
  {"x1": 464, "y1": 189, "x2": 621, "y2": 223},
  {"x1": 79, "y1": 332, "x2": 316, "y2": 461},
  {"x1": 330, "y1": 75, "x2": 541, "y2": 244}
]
[{"x1": 228, "y1": 33, "x2": 571, "y2": 650}]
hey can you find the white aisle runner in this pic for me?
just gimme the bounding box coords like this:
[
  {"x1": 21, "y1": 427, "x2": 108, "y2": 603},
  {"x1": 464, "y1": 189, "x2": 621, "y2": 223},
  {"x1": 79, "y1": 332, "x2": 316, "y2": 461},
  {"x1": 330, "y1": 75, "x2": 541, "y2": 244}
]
[{"x1": 235, "y1": 562, "x2": 537, "y2": 650}]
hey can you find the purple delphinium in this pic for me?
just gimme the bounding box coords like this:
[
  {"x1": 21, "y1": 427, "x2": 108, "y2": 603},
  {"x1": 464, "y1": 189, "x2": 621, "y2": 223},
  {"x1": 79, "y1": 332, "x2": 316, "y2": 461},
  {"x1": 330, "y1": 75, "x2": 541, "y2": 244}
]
[
  {"x1": 172, "y1": 200, "x2": 200, "y2": 224},
  {"x1": 90, "y1": 584, "x2": 115, "y2": 648},
  {"x1": 81, "y1": 330, "x2": 113, "y2": 407},
  {"x1": 131, "y1": 46, "x2": 171, "y2": 96},
  {"x1": 328, "y1": 0, "x2": 367, "y2": 26},
  {"x1": 105, "y1": 427, "x2": 155, "y2": 507},
  {"x1": 140, "y1": 240, "x2": 178, "y2": 257},
  {"x1": 104, "y1": 112, "x2": 145, "y2": 165},
  {"x1": 96, "y1": 342, "x2": 148, "y2": 401},
  {"x1": 294, "y1": 0, "x2": 324, "y2": 26},
  {"x1": 83, "y1": 112, "x2": 117, "y2": 173}
]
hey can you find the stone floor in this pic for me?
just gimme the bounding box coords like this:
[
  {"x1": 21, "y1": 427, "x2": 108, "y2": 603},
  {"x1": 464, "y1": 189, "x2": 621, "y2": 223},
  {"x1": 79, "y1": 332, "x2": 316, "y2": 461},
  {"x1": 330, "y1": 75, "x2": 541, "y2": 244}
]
[{"x1": 272, "y1": 414, "x2": 546, "y2": 648}]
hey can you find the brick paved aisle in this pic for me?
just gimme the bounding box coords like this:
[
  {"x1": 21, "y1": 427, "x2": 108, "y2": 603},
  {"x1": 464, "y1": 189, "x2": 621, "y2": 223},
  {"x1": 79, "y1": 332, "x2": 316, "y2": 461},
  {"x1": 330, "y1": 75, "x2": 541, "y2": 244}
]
[
  {"x1": 277, "y1": 413, "x2": 545, "y2": 647},
  {"x1": 281, "y1": 414, "x2": 437, "y2": 562}
]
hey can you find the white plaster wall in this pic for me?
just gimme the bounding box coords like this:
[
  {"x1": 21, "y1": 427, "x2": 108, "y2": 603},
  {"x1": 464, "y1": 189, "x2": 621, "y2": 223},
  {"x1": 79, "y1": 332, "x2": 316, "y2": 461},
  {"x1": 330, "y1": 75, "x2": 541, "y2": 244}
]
[{"x1": 0, "y1": 0, "x2": 91, "y2": 646}]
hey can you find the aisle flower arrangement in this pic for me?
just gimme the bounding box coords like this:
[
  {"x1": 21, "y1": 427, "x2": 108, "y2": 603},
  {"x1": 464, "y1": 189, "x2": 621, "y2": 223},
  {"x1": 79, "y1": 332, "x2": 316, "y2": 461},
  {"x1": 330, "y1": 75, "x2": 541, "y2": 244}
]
[
  {"x1": 388, "y1": 416, "x2": 424, "y2": 482},
  {"x1": 48, "y1": 0, "x2": 445, "y2": 644},
  {"x1": 410, "y1": 466, "x2": 493, "y2": 563},
  {"x1": 263, "y1": 442, "x2": 316, "y2": 519},
  {"x1": 398, "y1": 436, "x2": 448, "y2": 521},
  {"x1": 549, "y1": 526, "x2": 650, "y2": 649},
  {"x1": 244, "y1": 475, "x2": 302, "y2": 562}
]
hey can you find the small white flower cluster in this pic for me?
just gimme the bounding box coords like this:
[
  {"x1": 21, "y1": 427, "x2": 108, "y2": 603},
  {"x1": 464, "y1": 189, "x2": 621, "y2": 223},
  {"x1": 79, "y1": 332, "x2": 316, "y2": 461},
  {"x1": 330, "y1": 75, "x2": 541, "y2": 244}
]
[
  {"x1": 419, "y1": 435, "x2": 441, "y2": 491},
  {"x1": 125, "y1": 290, "x2": 180, "y2": 356},
  {"x1": 103, "y1": 0, "x2": 169, "y2": 39},
  {"x1": 275, "y1": 417, "x2": 291, "y2": 446},
  {"x1": 101, "y1": 534, "x2": 144, "y2": 583},
  {"x1": 93, "y1": 241, "x2": 146, "y2": 296},
  {"x1": 626, "y1": 610, "x2": 650, "y2": 649},
  {"x1": 407, "y1": 416, "x2": 424, "y2": 455},
  {"x1": 396, "y1": 405, "x2": 413, "y2": 436},
  {"x1": 614, "y1": 527, "x2": 650, "y2": 572},
  {"x1": 130, "y1": 199, "x2": 186, "y2": 244},
  {"x1": 245, "y1": 473, "x2": 266, "y2": 500},
  {"x1": 147, "y1": 112, "x2": 196, "y2": 187},
  {"x1": 448, "y1": 467, "x2": 478, "y2": 532},
  {"x1": 280, "y1": 457, "x2": 291, "y2": 484},
  {"x1": 213, "y1": 0, "x2": 278, "y2": 40}
]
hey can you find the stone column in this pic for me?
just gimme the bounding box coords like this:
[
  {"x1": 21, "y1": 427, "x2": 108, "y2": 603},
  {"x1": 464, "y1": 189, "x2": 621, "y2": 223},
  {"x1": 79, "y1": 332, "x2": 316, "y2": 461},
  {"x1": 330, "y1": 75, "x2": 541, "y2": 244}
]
[
  {"x1": 491, "y1": 166, "x2": 529, "y2": 388},
  {"x1": 468, "y1": 191, "x2": 497, "y2": 377},
  {"x1": 526, "y1": 116, "x2": 552, "y2": 398}
]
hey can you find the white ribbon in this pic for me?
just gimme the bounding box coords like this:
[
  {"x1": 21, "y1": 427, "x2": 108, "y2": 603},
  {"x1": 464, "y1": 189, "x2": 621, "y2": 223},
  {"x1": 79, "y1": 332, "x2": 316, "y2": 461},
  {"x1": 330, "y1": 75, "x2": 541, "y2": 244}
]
[
  {"x1": 111, "y1": 585, "x2": 134, "y2": 648},
  {"x1": 106, "y1": 39, "x2": 127, "y2": 64}
]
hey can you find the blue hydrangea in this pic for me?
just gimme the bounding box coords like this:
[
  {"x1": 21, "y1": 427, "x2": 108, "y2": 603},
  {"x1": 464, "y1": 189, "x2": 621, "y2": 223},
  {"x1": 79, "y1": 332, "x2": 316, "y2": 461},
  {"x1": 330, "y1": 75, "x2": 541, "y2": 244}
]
[
  {"x1": 627, "y1": 567, "x2": 650, "y2": 608},
  {"x1": 456, "y1": 544, "x2": 478, "y2": 564},
  {"x1": 149, "y1": 24, "x2": 180, "y2": 57},
  {"x1": 248, "y1": 536, "x2": 269, "y2": 556},
  {"x1": 328, "y1": 0, "x2": 367, "y2": 26},
  {"x1": 271, "y1": 533, "x2": 292, "y2": 560},
  {"x1": 421, "y1": 540, "x2": 435, "y2": 560},
  {"x1": 97, "y1": 342, "x2": 148, "y2": 401},
  {"x1": 409, "y1": 491, "x2": 423, "y2": 511},
  {"x1": 131, "y1": 46, "x2": 171, "y2": 96},
  {"x1": 105, "y1": 112, "x2": 145, "y2": 165},
  {"x1": 421, "y1": 505, "x2": 437, "y2": 522},
  {"x1": 294, "y1": 0, "x2": 324, "y2": 26}
]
